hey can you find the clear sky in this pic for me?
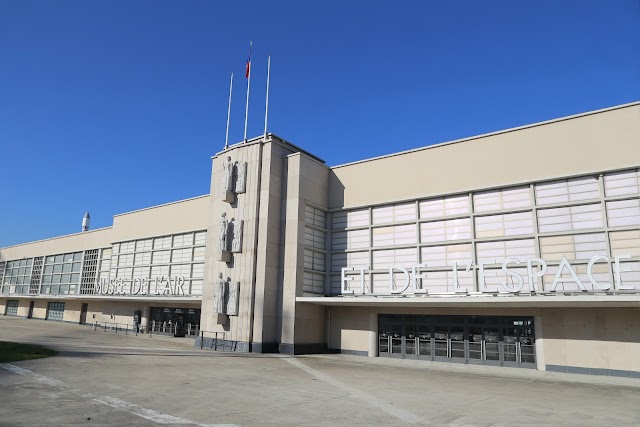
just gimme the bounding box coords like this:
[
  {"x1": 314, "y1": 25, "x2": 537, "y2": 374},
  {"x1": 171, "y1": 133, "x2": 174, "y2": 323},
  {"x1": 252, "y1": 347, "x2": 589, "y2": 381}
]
[{"x1": 1, "y1": 1, "x2": 638, "y2": 247}]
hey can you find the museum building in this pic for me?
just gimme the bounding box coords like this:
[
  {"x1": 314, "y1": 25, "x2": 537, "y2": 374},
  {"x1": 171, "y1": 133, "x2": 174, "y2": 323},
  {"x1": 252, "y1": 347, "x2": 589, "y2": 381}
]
[{"x1": 2, "y1": 102, "x2": 639, "y2": 377}]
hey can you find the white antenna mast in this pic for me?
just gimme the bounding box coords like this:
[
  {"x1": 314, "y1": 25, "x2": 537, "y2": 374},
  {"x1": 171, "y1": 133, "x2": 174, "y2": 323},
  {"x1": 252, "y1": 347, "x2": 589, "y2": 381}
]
[
  {"x1": 224, "y1": 72, "x2": 233, "y2": 150},
  {"x1": 263, "y1": 55, "x2": 271, "y2": 141},
  {"x1": 243, "y1": 41, "x2": 252, "y2": 142}
]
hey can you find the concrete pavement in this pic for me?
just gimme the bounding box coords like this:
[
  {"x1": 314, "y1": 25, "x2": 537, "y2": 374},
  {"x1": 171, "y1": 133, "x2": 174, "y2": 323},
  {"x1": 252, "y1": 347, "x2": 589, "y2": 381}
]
[{"x1": 1, "y1": 316, "x2": 639, "y2": 426}]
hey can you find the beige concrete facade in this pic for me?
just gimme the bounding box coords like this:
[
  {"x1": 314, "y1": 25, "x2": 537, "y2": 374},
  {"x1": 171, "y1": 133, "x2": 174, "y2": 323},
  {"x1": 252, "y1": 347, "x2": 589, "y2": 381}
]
[
  {"x1": 2, "y1": 102, "x2": 640, "y2": 378},
  {"x1": 329, "y1": 102, "x2": 640, "y2": 209},
  {"x1": 1, "y1": 196, "x2": 207, "y2": 333}
]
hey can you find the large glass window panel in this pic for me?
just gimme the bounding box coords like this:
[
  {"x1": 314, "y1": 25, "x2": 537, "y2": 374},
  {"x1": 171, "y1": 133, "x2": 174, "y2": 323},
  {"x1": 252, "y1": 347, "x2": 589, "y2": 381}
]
[
  {"x1": 474, "y1": 190, "x2": 502, "y2": 212},
  {"x1": 535, "y1": 176, "x2": 599, "y2": 205},
  {"x1": 303, "y1": 271, "x2": 325, "y2": 294},
  {"x1": 372, "y1": 224, "x2": 416, "y2": 247},
  {"x1": 190, "y1": 280, "x2": 203, "y2": 295},
  {"x1": 372, "y1": 248, "x2": 417, "y2": 270},
  {"x1": 194, "y1": 231, "x2": 207, "y2": 245},
  {"x1": 542, "y1": 263, "x2": 611, "y2": 292},
  {"x1": 538, "y1": 204, "x2": 603, "y2": 233},
  {"x1": 614, "y1": 261, "x2": 640, "y2": 290},
  {"x1": 476, "y1": 239, "x2": 536, "y2": 264},
  {"x1": 191, "y1": 263, "x2": 204, "y2": 278},
  {"x1": 346, "y1": 229, "x2": 369, "y2": 249},
  {"x1": 474, "y1": 186, "x2": 530, "y2": 213},
  {"x1": 119, "y1": 242, "x2": 135, "y2": 253},
  {"x1": 116, "y1": 268, "x2": 132, "y2": 279},
  {"x1": 604, "y1": 170, "x2": 640, "y2": 197},
  {"x1": 170, "y1": 264, "x2": 191, "y2": 277},
  {"x1": 152, "y1": 250, "x2": 170, "y2": 264},
  {"x1": 337, "y1": 272, "x2": 370, "y2": 294},
  {"x1": 421, "y1": 269, "x2": 473, "y2": 293},
  {"x1": 609, "y1": 230, "x2": 640, "y2": 258},
  {"x1": 173, "y1": 233, "x2": 193, "y2": 247},
  {"x1": 607, "y1": 199, "x2": 640, "y2": 227},
  {"x1": 501, "y1": 187, "x2": 533, "y2": 210},
  {"x1": 304, "y1": 228, "x2": 326, "y2": 250},
  {"x1": 420, "y1": 244, "x2": 472, "y2": 268},
  {"x1": 480, "y1": 267, "x2": 530, "y2": 291},
  {"x1": 118, "y1": 254, "x2": 133, "y2": 267},
  {"x1": 305, "y1": 205, "x2": 326, "y2": 228},
  {"x1": 136, "y1": 239, "x2": 153, "y2": 252},
  {"x1": 133, "y1": 267, "x2": 150, "y2": 279},
  {"x1": 332, "y1": 209, "x2": 369, "y2": 230},
  {"x1": 420, "y1": 195, "x2": 469, "y2": 219},
  {"x1": 134, "y1": 252, "x2": 151, "y2": 266},
  {"x1": 475, "y1": 212, "x2": 534, "y2": 238},
  {"x1": 539, "y1": 233, "x2": 606, "y2": 262},
  {"x1": 420, "y1": 218, "x2": 472, "y2": 243},
  {"x1": 171, "y1": 248, "x2": 192, "y2": 263},
  {"x1": 304, "y1": 249, "x2": 325, "y2": 271},
  {"x1": 331, "y1": 251, "x2": 369, "y2": 272},
  {"x1": 153, "y1": 236, "x2": 172, "y2": 250},
  {"x1": 372, "y1": 202, "x2": 416, "y2": 225},
  {"x1": 193, "y1": 247, "x2": 205, "y2": 262},
  {"x1": 150, "y1": 265, "x2": 169, "y2": 278},
  {"x1": 331, "y1": 232, "x2": 347, "y2": 251}
]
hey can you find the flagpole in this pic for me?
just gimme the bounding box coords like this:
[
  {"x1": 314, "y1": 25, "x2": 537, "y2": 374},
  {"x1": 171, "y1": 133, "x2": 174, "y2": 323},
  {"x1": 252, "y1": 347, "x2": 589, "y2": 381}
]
[
  {"x1": 224, "y1": 72, "x2": 233, "y2": 150},
  {"x1": 263, "y1": 55, "x2": 270, "y2": 141},
  {"x1": 243, "y1": 41, "x2": 252, "y2": 142}
]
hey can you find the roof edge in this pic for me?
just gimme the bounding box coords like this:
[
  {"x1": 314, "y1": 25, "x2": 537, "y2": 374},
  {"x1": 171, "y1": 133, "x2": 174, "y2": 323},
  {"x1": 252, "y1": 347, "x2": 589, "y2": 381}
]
[
  {"x1": 331, "y1": 101, "x2": 640, "y2": 169},
  {"x1": 0, "y1": 226, "x2": 113, "y2": 251},
  {"x1": 113, "y1": 194, "x2": 210, "y2": 218},
  {"x1": 213, "y1": 133, "x2": 326, "y2": 164}
]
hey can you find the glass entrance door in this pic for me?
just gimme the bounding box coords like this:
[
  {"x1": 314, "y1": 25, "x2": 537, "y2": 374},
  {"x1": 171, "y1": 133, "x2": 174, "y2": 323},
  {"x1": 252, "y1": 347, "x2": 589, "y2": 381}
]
[
  {"x1": 502, "y1": 318, "x2": 536, "y2": 368},
  {"x1": 416, "y1": 321, "x2": 432, "y2": 360},
  {"x1": 467, "y1": 325, "x2": 483, "y2": 364},
  {"x1": 404, "y1": 318, "x2": 418, "y2": 359},
  {"x1": 378, "y1": 315, "x2": 403, "y2": 358},
  {"x1": 378, "y1": 315, "x2": 536, "y2": 368}
]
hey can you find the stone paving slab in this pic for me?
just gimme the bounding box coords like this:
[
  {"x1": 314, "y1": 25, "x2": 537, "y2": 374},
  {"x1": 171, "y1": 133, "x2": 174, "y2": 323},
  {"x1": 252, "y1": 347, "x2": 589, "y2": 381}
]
[{"x1": 1, "y1": 316, "x2": 639, "y2": 426}]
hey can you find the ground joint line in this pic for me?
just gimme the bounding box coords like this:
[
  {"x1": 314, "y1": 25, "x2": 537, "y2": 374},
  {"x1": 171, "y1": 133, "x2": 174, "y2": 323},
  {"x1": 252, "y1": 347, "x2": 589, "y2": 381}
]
[
  {"x1": 283, "y1": 357, "x2": 422, "y2": 424},
  {"x1": 1, "y1": 364, "x2": 235, "y2": 427}
]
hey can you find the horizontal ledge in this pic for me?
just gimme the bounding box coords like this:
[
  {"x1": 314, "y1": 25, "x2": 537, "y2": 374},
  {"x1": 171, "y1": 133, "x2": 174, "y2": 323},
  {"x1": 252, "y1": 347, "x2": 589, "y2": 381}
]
[
  {"x1": 296, "y1": 295, "x2": 640, "y2": 308},
  {"x1": 0, "y1": 295, "x2": 202, "y2": 303}
]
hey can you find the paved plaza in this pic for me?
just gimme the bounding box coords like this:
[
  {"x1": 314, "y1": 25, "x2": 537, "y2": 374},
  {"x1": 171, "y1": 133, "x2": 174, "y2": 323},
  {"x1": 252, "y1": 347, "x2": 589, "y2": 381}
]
[{"x1": 1, "y1": 316, "x2": 639, "y2": 426}]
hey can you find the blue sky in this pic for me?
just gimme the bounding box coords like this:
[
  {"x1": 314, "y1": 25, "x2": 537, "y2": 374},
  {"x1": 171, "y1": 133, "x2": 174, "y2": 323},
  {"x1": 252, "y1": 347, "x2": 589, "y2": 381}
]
[{"x1": 1, "y1": 1, "x2": 638, "y2": 247}]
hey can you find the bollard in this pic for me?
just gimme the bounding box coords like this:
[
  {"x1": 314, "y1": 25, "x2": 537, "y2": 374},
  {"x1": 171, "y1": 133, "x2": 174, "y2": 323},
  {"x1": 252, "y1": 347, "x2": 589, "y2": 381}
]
[
  {"x1": 200, "y1": 331, "x2": 204, "y2": 349},
  {"x1": 125, "y1": 324, "x2": 128, "y2": 335},
  {"x1": 104, "y1": 323, "x2": 107, "y2": 332}
]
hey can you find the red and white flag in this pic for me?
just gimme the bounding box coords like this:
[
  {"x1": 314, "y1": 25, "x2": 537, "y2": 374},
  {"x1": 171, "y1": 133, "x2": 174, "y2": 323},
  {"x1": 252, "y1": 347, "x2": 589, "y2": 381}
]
[{"x1": 245, "y1": 42, "x2": 252, "y2": 78}]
